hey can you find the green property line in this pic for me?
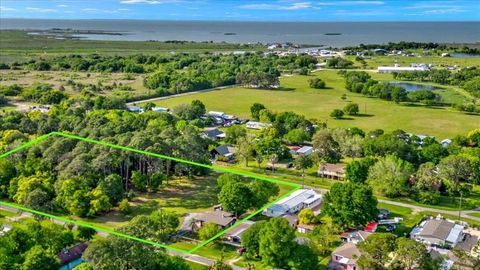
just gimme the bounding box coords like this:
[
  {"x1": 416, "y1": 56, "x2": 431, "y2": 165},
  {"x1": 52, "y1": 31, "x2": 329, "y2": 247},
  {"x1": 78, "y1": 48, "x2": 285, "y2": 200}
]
[{"x1": 0, "y1": 131, "x2": 302, "y2": 255}]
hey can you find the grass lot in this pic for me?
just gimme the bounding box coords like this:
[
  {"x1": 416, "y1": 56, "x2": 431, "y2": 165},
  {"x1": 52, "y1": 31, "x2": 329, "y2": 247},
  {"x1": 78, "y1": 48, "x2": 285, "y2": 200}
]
[
  {"x1": 345, "y1": 54, "x2": 480, "y2": 69},
  {"x1": 171, "y1": 241, "x2": 239, "y2": 260},
  {"x1": 151, "y1": 70, "x2": 480, "y2": 139},
  {"x1": 377, "y1": 202, "x2": 422, "y2": 236},
  {"x1": 468, "y1": 212, "x2": 480, "y2": 218},
  {"x1": 0, "y1": 30, "x2": 262, "y2": 62}
]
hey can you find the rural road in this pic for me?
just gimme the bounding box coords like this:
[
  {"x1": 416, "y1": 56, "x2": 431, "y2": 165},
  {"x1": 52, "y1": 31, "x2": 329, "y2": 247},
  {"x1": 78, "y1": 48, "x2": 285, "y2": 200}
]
[
  {"x1": 306, "y1": 185, "x2": 480, "y2": 223},
  {"x1": 126, "y1": 85, "x2": 237, "y2": 106}
]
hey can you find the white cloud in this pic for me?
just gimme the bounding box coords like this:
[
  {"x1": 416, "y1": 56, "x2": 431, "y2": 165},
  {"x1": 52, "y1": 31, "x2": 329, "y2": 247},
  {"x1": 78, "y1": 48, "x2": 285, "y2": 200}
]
[
  {"x1": 26, "y1": 7, "x2": 58, "y2": 13},
  {"x1": 57, "y1": 4, "x2": 68, "y2": 8},
  {"x1": 335, "y1": 9, "x2": 391, "y2": 16},
  {"x1": 239, "y1": 2, "x2": 315, "y2": 10},
  {"x1": 402, "y1": 2, "x2": 467, "y2": 15},
  {"x1": 316, "y1": 1, "x2": 384, "y2": 6},
  {"x1": 0, "y1": 6, "x2": 16, "y2": 11}
]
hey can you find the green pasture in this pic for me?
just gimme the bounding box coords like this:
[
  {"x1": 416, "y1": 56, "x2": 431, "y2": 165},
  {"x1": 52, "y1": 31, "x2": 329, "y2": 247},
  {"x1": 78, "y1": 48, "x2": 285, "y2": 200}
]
[{"x1": 151, "y1": 70, "x2": 479, "y2": 138}]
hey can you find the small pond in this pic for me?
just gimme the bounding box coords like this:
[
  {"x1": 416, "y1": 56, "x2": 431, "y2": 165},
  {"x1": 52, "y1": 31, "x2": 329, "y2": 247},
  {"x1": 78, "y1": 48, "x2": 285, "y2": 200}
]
[
  {"x1": 449, "y1": 53, "x2": 480, "y2": 58},
  {"x1": 389, "y1": 82, "x2": 435, "y2": 92}
]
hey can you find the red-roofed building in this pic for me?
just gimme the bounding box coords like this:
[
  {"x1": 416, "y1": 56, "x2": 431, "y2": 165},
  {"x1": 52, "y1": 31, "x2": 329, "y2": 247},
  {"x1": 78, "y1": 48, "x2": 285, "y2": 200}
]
[{"x1": 364, "y1": 222, "x2": 378, "y2": 233}]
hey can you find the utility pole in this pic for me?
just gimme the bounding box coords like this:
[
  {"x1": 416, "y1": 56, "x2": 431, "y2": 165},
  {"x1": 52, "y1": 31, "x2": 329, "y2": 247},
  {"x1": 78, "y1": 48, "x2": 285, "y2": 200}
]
[{"x1": 458, "y1": 191, "x2": 463, "y2": 222}]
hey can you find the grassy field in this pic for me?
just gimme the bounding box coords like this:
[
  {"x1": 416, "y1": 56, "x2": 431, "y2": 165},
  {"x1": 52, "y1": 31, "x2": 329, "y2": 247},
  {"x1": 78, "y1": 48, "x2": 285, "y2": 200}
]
[
  {"x1": 468, "y1": 212, "x2": 480, "y2": 218},
  {"x1": 150, "y1": 70, "x2": 479, "y2": 139},
  {"x1": 0, "y1": 30, "x2": 262, "y2": 62},
  {"x1": 345, "y1": 54, "x2": 480, "y2": 69}
]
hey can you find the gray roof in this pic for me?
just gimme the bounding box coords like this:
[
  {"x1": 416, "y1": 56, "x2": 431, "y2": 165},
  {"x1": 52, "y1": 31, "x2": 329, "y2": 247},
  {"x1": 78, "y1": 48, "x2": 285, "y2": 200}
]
[
  {"x1": 419, "y1": 219, "x2": 455, "y2": 240},
  {"x1": 196, "y1": 211, "x2": 235, "y2": 227},
  {"x1": 214, "y1": 144, "x2": 236, "y2": 155},
  {"x1": 203, "y1": 129, "x2": 225, "y2": 138},
  {"x1": 333, "y1": 243, "x2": 361, "y2": 263}
]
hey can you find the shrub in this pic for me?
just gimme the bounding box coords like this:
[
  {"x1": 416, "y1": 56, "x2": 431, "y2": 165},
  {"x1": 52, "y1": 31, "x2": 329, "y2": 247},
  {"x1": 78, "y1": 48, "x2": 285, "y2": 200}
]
[
  {"x1": 330, "y1": 109, "x2": 344, "y2": 119},
  {"x1": 119, "y1": 199, "x2": 132, "y2": 215},
  {"x1": 343, "y1": 103, "x2": 360, "y2": 115},
  {"x1": 308, "y1": 78, "x2": 326, "y2": 89}
]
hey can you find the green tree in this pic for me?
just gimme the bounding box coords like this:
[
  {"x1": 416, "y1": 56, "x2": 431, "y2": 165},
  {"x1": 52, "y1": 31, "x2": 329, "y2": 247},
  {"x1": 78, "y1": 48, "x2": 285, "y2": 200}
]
[
  {"x1": 323, "y1": 182, "x2": 378, "y2": 229},
  {"x1": 343, "y1": 103, "x2": 360, "y2": 115},
  {"x1": 259, "y1": 218, "x2": 296, "y2": 268},
  {"x1": 248, "y1": 181, "x2": 279, "y2": 209},
  {"x1": 294, "y1": 154, "x2": 314, "y2": 184},
  {"x1": 237, "y1": 136, "x2": 255, "y2": 167},
  {"x1": 308, "y1": 78, "x2": 326, "y2": 89},
  {"x1": 209, "y1": 260, "x2": 233, "y2": 270},
  {"x1": 391, "y1": 238, "x2": 435, "y2": 270},
  {"x1": 287, "y1": 244, "x2": 319, "y2": 270},
  {"x1": 99, "y1": 174, "x2": 124, "y2": 205},
  {"x1": 311, "y1": 219, "x2": 340, "y2": 256},
  {"x1": 330, "y1": 109, "x2": 344, "y2": 119},
  {"x1": 77, "y1": 226, "x2": 97, "y2": 241},
  {"x1": 241, "y1": 221, "x2": 266, "y2": 259},
  {"x1": 218, "y1": 182, "x2": 253, "y2": 216},
  {"x1": 437, "y1": 155, "x2": 473, "y2": 195},
  {"x1": 367, "y1": 155, "x2": 414, "y2": 197},
  {"x1": 119, "y1": 198, "x2": 132, "y2": 215},
  {"x1": 0, "y1": 159, "x2": 16, "y2": 197},
  {"x1": 198, "y1": 222, "x2": 221, "y2": 241},
  {"x1": 312, "y1": 129, "x2": 341, "y2": 163},
  {"x1": 225, "y1": 125, "x2": 247, "y2": 144},
  {"x1": 250, "y1": 103, "x2": 266, "y2": 120},
  {"x1": 345, "y1": 157, "x2": 376, "y2": 183},
  {"x1": 88, "y1": 187, "x2": 112, "y2": 216},
  {"x1": 298, "y1": 208, "x2": 315, "y2": 225},
  {"x1": 357, "y1": 233, "x2": 396, "y2": 270},
  {"x1": 24, "y1": 188, "x2": 50, "y2": 211},
  {"x1": 21, "y1": 245, "x2": 60, "y2": 270},
  {"x1": 284, "y1": 128, "x2": 310, "y2": 144},
  {"x1": 149, "y1": 172, "x2": 166, "y2": 192},
  {"x1": 131, "y1": 170, "x2": 148, "y2": 192}
]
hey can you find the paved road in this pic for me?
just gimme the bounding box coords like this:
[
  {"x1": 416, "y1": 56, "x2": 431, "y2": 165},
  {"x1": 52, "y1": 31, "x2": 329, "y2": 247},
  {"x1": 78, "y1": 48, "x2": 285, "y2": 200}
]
[
  {"x1": 126, "y1": 85, "x2": 237, "y2": 106},
  {"x1": 303, "y1": 186, "x2": 480, "y2": 223}
]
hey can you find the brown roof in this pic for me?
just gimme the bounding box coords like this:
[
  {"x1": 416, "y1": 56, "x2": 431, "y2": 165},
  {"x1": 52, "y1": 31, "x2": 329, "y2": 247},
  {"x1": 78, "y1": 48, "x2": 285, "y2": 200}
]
[
  {"x1": 57, "y1": 242, "x2": 89, "y2": 265},
  {"x1": 196, "y1": 211, "x2": 235, "y2": 227},
  {"x1": 283, "y1": 214, "x2": 299, "y2": 227},
  {"x1": 419, "y1": 219, "x2": 455, "y2": 240},
  {"x1": 297, "y1": 224, "x2": 315, "y2": 230},
  {"x1": 333, "y1": 243, "x2": 361, "y2": 263},
  {"x1": 318, "y1": 163, "x2": 346, "y2": 173}
]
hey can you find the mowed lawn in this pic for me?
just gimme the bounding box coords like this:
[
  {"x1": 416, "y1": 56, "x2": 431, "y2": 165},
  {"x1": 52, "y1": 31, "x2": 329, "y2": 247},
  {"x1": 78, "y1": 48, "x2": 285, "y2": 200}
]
[{"x1": 151, "y1": 71, "x2": 480, "y2": 139}]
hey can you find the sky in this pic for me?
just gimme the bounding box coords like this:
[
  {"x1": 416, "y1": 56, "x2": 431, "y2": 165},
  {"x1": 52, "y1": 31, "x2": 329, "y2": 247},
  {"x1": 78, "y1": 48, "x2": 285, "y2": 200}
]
[{"x1": 0, "y1": 0, "x2": 479, "y2": 21}]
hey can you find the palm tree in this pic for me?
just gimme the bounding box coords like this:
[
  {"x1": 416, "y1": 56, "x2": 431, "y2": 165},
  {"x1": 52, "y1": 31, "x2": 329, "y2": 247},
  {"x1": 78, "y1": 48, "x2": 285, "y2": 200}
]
[
  {"x1": 269, "y1": 154, "x2": 278, "y2": 173},
  {"x1": 294, "y1": 155, "x2": 314, "y2": 188}
]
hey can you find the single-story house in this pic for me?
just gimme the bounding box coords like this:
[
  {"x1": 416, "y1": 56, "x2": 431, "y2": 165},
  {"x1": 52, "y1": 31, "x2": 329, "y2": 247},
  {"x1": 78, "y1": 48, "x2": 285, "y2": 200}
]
[
  {"x1": 296, "y1": 146, "x2": 313, "y2": 156},
  {"x1": 202, "y1": 128, "x2": 226, "y2": 141},
  {"x1": 377, "y1": 64, "x2": 430, "y2": 73},
  {"x1": 297, "y1": 223, "x2": 315, "y2": 234},
  {"x1": 152, "y1": 107, "x2": 170, "y2": 113},
  {"x1": 410, "y1": 218, "x2": 465, "y2": 248},
  {"x1": 246, "y1": 121, "x2": 271, "y2": 130},
  {"x1": 211, "y1": 144, "x2": 237, "y2": 161},
  {"x1": 195, "y1": 210, "x2": 236, "y2": 230},
  {"x1": 127, "y1": 105, "x2": 143, "y2": 113},
  {"x1": 441, "y1": 139, "x2": 452, "y2": 148},
  {"x1": 58, "y1": 242, "x2": 89, "y2": 270},
  {"x1": 318, "y1": 163, "x2": 346, "y2": 180},
  {"x1": 224, "y1": 220, "x2": 255, "y2": 244},
  {"x1": 0, "y1": 224, "x2": 12, "y2": 235},
  {"x1": 363, "y1": 222, "x2": 378, "y2": 233},
  {"x1": 283, "y1": 214, "x2": 299, "y2": 228},
  {"x1": 264, "y1": 189, "x2": 322, "y2": 217},
  {"x1": 340, "y1": 230, "x2": 372, "y2": 244},
  {"x1": 290, "y1": 146, "x2": 314, "y2": 156},
  {"x1": 330, "y1": 242, "x2": 361, "y2": 270},
  {"x1": 207, "y1": 111, "x2": 226, "y2": 118}
]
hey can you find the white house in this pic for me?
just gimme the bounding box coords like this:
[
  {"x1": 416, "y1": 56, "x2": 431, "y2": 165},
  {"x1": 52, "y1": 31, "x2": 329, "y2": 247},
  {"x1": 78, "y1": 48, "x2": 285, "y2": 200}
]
[
  {"x1": 377, "y1": 64, "x2": 430, "y2": 73},
  {"x1": 207, "y1": 111, "x2": 226, "y2": 118},
  {"x1": 264, "y1": 189, "x2": 322, "y2": 217},
  {"x1": 410, "y1": 217, "x2": 465, "y2": 248},
  {"x1": 246, "y1": 121, "x2": 271, "y2": 130}
]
